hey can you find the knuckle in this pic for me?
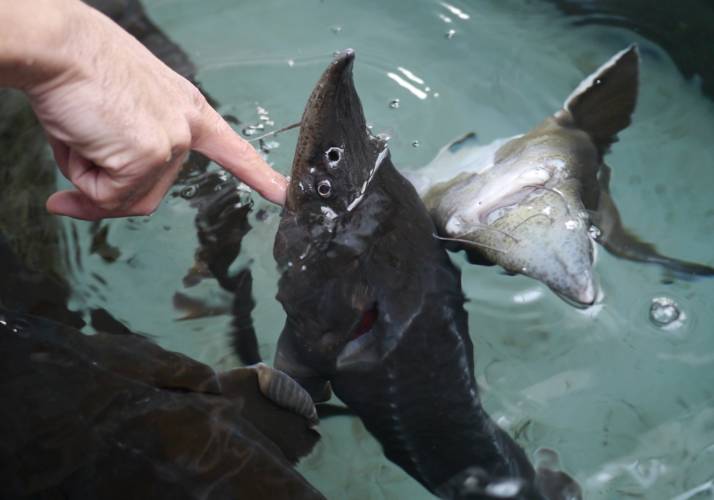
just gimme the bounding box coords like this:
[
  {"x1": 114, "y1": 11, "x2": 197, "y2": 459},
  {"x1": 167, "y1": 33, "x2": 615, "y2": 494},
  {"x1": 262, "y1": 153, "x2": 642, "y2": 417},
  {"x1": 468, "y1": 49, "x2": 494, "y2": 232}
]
[
  {"x1": 94, "y1": 192, "x2": 124, "y2": 211},
  {"x1": 232, "y1": 136, "x2": 254, "y2": 158},
  {"x1": 143, "y1": 139, "x2": 172, "y2": 166},
  {"x1": 188, "y1": 83, "x2": 208, "y2": 111},
  {"x1": 171, "y1": 126, "x2": 192, "y2": 153},
  {"x1": 100, "y1": 152, "x2": 127, "y2": 172}
]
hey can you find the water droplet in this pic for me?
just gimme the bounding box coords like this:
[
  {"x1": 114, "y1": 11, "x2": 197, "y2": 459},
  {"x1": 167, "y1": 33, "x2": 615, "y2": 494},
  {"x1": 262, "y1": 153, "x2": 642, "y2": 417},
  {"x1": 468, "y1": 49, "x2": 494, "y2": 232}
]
[
  {"x1": 180, "y1": 185, "x2": 197, "y2": 199},
  {"x1": 242, "y1": 126, "x2": 258, "y2": 137},
  {"x1": 287, "y1": 59, "x2": 295, "y2": 67},
  {"x1": 389, "y1": 98, "x2": 400, "y2": 109},
  {"x1": 8, "y1": 319, "x2": 30, "y2": 338},
  {"x1": 262, "y1": 140, "x2": 280, "y2": 151},
  {"x1": 0, "y1": 316, "x2": 7, "y2": 327},
  {"x1": 377, "y1": 132, "x2": 391, "y2": 142},
  {"x1": 649, "y1": 297, "x2": 681, "y2": 327},
  {"x1": 411, "y1": 140, "x2": 421, "y2": 148},
  {"x1": 425, "y1": 86, "x2": 431, "y2": 92},
  {"x1": 486, "y1": 479, "x2": 523, "y2": 497},
  {"x1": 564, "y1": 219, "x2": 579, "y2": 230},
  {"x1": 256, "y1": 106, "x2": 269, "y2": 116},
  {"x1": 446, "y1": 29, "x2": 456, "y2": 39},
  {"x1": 438, "y1": 14, "x2": 452, "y2": 24},
  {"x1": 236, "y1": 182, "x2": 253, "y2": 194},
  {"x1": 331, "y1": 25, "x2": 342, "y2": 34},
  {"x1": 463, "y1": 476, "x2": 479, "y2": 490},
  {"x1": 588, "y1": 225, "x2": 602, "y2": 240}
]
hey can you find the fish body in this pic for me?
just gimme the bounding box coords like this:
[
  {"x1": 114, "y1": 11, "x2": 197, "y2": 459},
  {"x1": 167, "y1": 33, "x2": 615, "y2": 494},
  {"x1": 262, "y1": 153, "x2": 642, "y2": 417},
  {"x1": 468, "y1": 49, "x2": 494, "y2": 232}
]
[
  {"x1": 413, "y1": 45, "x2": 713, "y2": 305},
  {"x1": 417, "y1": 114, "x2": 601, "y2": 304},
  {"x1": 272, "y1": 50, "x2": 576, "y2": 498},
  {"x1": 0, "y1": 308, "x2": 323, "y2": 500}
]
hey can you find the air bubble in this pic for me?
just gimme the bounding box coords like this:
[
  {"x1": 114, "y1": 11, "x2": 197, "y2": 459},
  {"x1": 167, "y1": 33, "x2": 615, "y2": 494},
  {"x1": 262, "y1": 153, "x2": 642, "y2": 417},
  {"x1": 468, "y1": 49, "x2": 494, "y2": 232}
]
[
  {"x1": 8, "y1": 319, "x2": 30, "y2": 338},
  {"x1": 180, "y1": 186, "x2": 197, "y2": 199},
  {"x1": 446, "y1": 29, "x2": 456, "y2": 39},
  {"x1": 389, "y1": 99, "x2": 400, "y2": 109},
  {"x1": 485, "y1": 479, "x2": 523, "y2": 497},
  {"x1": 649, "y1": 297, "x2": 681, "y2": 327},
  {"x1": 331, "y1": 25, "x2": 342, "y2": 34},
  {"x1": 412, "y1": 140, "x2": 420, "y2": 148},
  {"x1": 242, "y1": 124, "x2": 264, "y2": 137}
]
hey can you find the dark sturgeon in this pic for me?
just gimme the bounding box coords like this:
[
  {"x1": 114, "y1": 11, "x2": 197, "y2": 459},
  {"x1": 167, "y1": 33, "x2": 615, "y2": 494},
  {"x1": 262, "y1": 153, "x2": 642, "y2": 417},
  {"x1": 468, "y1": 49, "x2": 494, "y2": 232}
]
[{"x1": 272, "y1": 50, "x2": 579, "y2": 499}]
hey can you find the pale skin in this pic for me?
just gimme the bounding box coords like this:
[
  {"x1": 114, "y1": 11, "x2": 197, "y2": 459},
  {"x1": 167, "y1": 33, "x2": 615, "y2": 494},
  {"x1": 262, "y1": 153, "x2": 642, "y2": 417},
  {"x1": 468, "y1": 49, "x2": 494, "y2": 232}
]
[{"x1": 0, "y1": 0, "x2": 288, "y2": 220}]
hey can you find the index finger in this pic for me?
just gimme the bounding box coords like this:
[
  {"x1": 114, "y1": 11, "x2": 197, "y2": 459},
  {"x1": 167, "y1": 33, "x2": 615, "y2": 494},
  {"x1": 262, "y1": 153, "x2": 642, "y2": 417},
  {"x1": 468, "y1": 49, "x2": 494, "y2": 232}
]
[{"x1": 193, "y1": 108, "x2": 287, "y2": 205}]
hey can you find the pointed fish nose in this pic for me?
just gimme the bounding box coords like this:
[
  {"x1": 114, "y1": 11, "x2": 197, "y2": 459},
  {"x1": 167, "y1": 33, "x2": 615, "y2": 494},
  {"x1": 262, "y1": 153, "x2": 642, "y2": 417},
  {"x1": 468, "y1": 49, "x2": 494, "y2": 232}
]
[
  {"x1": 334, "y1": 48, "x2": 355, "y2": 65},
  {"x1": 317, "y1": 48, "x2": 355, "y2": 89},
  {"x1": 575, "y1": 278, "x2": 597, "y2": 306}
]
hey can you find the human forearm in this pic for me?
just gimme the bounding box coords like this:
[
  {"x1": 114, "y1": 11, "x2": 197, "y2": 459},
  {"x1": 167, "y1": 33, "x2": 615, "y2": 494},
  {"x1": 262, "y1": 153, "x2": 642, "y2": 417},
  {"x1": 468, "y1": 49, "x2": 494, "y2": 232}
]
[
  {"x1": 1, "y1": 0, "x2": 287, "y2": 216},
  {"x1": 0, "y1": 0, "x2": 83, "y2": 89}
]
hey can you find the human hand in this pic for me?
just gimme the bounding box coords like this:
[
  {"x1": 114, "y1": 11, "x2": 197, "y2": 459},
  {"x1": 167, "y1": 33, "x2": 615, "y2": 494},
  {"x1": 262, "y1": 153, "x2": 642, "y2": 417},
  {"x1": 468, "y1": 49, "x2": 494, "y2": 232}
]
[{"x1": 9, "y1": 0, "x2": 287, "y2": 220}]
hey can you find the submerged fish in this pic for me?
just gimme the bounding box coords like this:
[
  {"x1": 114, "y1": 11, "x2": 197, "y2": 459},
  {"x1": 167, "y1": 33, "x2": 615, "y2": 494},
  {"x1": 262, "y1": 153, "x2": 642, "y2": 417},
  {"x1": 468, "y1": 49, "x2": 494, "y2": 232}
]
[
  {"x1": 272, "y1": 50, "x2": 578, "y2": 499},
  {"x1": 410, "y1": 45, "x2": 714, "y2": 305},
  {"x1": 0, "y1": 308, "x2": 322, "y2": 500}
]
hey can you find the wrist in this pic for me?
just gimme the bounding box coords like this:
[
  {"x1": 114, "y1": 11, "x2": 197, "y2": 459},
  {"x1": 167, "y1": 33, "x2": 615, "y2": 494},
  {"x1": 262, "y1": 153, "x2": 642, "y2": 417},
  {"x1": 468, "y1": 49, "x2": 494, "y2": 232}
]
[{"x1": 0, "y1": 0, "x2": 86, "y2": 90}]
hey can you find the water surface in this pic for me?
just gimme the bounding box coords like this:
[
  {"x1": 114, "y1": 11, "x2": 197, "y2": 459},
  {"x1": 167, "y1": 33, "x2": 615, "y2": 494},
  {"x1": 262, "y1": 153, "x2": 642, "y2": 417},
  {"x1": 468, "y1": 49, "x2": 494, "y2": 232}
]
[{"x1": 60, "y1": 1, "x2": 714, "y2": 498}]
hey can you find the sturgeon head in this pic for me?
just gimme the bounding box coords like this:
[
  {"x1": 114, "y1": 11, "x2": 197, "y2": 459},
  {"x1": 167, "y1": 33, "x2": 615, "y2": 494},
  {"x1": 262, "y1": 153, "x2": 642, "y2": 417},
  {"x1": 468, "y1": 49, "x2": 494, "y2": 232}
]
[
  {"x1": 273, "y1": 49, "x2": 456, "y2": 396},
  {"x1": 423, "y1": 45, "x2": 639, "y2": 306},
  {"x1": 273, "y1": 49, "x2": 402, "y2": 396}
]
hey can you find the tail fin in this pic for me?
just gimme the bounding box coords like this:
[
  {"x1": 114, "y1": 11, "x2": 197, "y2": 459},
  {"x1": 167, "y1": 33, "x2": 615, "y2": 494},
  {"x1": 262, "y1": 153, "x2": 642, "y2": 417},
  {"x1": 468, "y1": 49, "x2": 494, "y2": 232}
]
[{"x1": 556, "y1": 45, "x2": 639, "y2": 154}]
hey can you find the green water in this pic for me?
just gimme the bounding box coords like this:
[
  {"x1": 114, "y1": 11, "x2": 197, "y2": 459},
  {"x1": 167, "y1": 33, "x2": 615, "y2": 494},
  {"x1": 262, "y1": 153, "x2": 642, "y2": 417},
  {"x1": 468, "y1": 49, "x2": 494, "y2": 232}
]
[{"x1": 61, "y1": 1, "x2": 714, "y2": 498}]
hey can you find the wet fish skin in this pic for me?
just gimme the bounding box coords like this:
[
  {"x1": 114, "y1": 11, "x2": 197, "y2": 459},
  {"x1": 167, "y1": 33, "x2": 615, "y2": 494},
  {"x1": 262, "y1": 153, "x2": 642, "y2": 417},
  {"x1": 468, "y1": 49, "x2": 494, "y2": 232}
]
[
  {"x1": 273, "y1": 50, "x2": 562, "y2": 497},
  {"x1": 415, "y1": 45, "x2": 714, "y2": 306},
  {"x1": 0, "y1": 308, "x2": 323, "y2": 500}
]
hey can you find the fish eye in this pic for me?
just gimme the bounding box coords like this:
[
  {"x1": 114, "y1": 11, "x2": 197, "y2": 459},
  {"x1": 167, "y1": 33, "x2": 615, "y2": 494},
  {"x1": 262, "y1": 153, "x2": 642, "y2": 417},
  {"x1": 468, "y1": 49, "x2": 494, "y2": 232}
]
[
  {"x1": 325, "y1": 147, "x2": 343, "y2": 167},
  {"x1": 316, "y1": 179, "x2": 332, "y2": 198}
]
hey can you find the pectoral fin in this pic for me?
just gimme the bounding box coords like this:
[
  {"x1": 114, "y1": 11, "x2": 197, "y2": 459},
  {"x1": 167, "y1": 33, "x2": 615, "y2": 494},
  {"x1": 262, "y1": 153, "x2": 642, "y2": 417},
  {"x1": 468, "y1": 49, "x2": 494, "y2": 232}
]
[
  {"x1": 556, "y1": 45, "x2": 639, "y2": 155},
  {"x1": 594, "y1": 165, "x2": 714, "y2": 277},
  {"x1": 252, "y1": 363, "x2": 319, "y2": 426}
]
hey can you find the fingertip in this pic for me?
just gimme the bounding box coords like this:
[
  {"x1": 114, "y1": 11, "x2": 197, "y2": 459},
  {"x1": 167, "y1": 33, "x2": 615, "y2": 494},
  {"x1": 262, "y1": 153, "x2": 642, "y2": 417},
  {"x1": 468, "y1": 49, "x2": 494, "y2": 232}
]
[
  {"x1": 260, "y1": 171, "x2": 288, "y2": 205},
  {"x1": 193, "y1": 111, "x2": 289, "y2": 205},
  {"x1": 46, "y1": 191, "x2": 104, "y2": 221}
]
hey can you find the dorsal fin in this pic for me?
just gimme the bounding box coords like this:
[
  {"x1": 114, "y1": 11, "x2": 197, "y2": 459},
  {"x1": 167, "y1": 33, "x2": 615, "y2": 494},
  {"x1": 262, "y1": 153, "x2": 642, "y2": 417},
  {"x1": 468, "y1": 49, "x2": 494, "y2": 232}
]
[{"x1": 556, "y1": 45, "x2": 639, "y2": 154}]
